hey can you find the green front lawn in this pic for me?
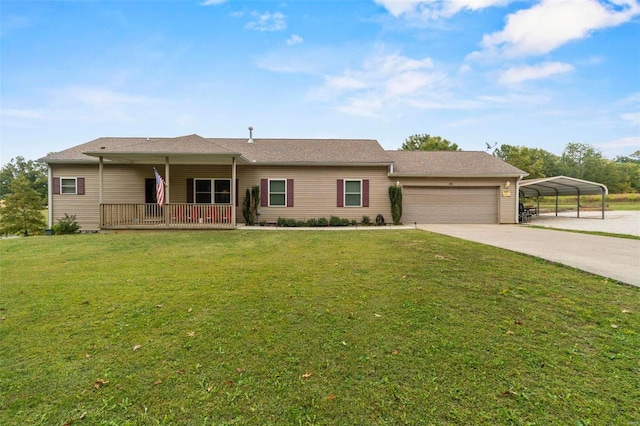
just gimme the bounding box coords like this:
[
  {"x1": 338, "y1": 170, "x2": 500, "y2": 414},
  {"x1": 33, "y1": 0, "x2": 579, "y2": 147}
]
[{"x1": 1, "y1": 231, "x2": 638, "y2": 425}]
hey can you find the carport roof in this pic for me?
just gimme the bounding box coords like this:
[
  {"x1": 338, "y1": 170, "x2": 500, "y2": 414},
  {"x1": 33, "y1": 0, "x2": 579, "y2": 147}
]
[{"x1": 519, "y1": 176, "x2": 608, "y2": 197}]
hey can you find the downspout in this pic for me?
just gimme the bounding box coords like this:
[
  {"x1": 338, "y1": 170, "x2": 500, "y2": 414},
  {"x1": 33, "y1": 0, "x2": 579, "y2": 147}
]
[{"x1": 48, "y1": 165, "x2": 53, "y2": 228}]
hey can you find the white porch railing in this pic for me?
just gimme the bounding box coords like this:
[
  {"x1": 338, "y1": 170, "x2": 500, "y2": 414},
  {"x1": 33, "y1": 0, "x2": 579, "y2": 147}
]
[{"x1": 100, "y1": 204, "x2": 234, "y2": 229}]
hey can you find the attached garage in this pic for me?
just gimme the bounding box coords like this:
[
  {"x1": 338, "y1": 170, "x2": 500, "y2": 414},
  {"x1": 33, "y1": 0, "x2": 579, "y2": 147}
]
[
  {"x1": 387, "y1": 151, "x2": 527, "y2": 224},
  {"x1": 403, "y1": 186, "x2": 499, "y2": 224}
]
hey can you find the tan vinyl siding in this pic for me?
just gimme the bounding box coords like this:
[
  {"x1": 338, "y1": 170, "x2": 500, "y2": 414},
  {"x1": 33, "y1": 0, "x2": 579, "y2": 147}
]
[
  {"x1": 50, "y1": 165, "x2": 100, "y2": 230},
  {"x1": 236, "y1": 165, "x2": 391, "y2": 223}
]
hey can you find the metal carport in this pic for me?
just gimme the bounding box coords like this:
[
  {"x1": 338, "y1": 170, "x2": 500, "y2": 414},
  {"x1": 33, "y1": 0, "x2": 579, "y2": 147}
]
[{"x1": 519, "y1": 176, "x2": 608, "y2": 219}]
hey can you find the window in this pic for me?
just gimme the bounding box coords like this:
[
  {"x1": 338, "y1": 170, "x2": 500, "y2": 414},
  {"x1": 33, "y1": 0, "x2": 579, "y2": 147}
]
[
  {"x1": 61, "y1": 178, "x2": 78, "y2": 194},
  {"x1": 53, "y1": 177, "x2": 84, "y2": 195},
  {"x1": 269, "y1": 179, "x2": 286, "y2": 207},
  {"x1": 194, "y1": 179, "x2": 231, "y2": 204},
  {"x1": 344, "y1": 180, "x2": 362, "y2": 207}
]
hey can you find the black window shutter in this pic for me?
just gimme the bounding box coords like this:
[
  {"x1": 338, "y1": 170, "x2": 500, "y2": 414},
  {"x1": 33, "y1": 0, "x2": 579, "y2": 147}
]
[{"x1": 187, "y1": 178, "x2": 194, "y2": 203}]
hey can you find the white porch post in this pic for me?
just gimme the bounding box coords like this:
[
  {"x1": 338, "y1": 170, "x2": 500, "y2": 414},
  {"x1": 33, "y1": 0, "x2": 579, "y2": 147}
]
[
  {"x1": 48, "y1": 166, "x2": 53, "y2": 228},
  {"x1": 99, "y1": 156, "x2": 104, "y2": 203},
  {"x1": 232, "y1": 156, "x2": 237, "y2": 227},
  {"x1": 164, "y1": 157, "x2": 170, "y2": 203}
]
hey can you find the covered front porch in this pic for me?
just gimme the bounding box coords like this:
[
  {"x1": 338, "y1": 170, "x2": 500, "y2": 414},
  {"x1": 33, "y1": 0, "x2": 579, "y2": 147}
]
[
  {"x1": 100, "y1": 203, "x2": 234, "y2": 229},
  {"x1": 83, "y1": 134, "x2": 249, "y2": 230}
]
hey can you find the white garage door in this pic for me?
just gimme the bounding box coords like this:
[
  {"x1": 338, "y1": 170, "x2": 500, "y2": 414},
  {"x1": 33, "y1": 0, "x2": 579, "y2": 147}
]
[{"x1": 403, "y1": 186, "x2": 499, "y2": 224}]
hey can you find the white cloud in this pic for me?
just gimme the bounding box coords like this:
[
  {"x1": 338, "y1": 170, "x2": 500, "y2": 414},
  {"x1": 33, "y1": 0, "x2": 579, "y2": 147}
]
[
  {"x1": 498, "y1": 62, "x2": 574, "y2": 84},
  {"x1": 471, "y1": 0, "x2": 640, "y2": 58},
  {"x1": 245, "y1": 12, "x2": 286, "y2": 32},
  {"x1": 313, "y1": 53, "x2": 447, "y2": 116},
  {"x1": 374, "y1": 0, "x2": 513, "y2": 19},
  {"x1": 201, "y1": 0, "x2": 226, "y2": 5},
  {"x1": 597, "y1": 136, "x2": 640, "y2": 155},
  {"x1": 621, "y1": 112, "x2": 640, "y2": 124},
  {"x1": 286, "y1": 34, "x2": 303, "y2": 46}
]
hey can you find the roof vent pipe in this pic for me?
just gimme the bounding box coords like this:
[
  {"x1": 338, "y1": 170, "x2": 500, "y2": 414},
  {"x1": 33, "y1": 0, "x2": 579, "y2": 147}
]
[{"x1": 248, "y1": 126, "x2": 254, "y2": 143}]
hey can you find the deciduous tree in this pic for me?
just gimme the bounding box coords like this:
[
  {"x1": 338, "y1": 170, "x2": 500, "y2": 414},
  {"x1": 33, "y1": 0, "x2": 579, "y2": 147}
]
[
  {"x1": 401, "y1": 134, "x2": 460, "y2": 151},
  {"x1": 0, "y1": 174, "x2": 47, "y2": 236}
]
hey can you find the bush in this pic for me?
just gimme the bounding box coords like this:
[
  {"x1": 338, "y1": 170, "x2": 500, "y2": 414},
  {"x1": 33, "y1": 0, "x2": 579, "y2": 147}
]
[
  {"x1": 330, "y1": 216, "x2": 350, "y2": 226},
  {"x1": 361, "y1": 215, "x2": 371, "y2": 225},
  {"x1": 53, "y1": 214, "x2": 81, "y2": 235},
  {"x1": 316, "y1": 217, "x2": 329, "y2": 227}
]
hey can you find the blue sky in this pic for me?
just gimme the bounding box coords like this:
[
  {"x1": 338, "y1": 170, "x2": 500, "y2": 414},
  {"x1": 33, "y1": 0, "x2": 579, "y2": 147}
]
[{"x1": 1, "y1": 0, "x2": 639, "y2": 163}]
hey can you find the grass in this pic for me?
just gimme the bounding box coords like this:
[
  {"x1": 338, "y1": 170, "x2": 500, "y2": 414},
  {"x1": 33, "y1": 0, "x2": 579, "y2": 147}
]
[
  {"x1": 528, "y1": 226, "x2": 640, "y2": 240},
  {"x1": 1, "y1": 231, "x2": 639, "y2": 425},
  {"x1": 530, "y1": 193, "x2": 640, "y2": 212}
]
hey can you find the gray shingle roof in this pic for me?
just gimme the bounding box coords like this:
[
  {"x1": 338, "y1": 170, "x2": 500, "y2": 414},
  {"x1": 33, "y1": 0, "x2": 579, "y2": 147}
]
[
  {"x1": 387, "y1": 150, "x2": 526, "y2": 177},
  {"x1": 40, "y1": 134, "x2": 393, "y2": 165}
]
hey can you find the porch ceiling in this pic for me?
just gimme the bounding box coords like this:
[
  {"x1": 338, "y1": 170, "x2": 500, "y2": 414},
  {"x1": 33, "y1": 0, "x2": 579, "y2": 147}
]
[{"x1": 83, "y1": 152, "x2": 251, "y2": 165}]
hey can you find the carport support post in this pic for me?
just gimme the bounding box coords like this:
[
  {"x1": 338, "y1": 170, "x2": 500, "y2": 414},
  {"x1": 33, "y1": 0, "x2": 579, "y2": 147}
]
[
  {"x1": 576, "y1": 188, "x2": 581, "y2": 218},
  {"x1": 601, "y1": 187, "x2": 605, "y2": 219}
]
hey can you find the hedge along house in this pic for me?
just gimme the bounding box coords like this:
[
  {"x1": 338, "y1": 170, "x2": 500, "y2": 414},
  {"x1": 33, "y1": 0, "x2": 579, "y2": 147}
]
[{"x1": 39, "y1": 133, "x2": 526, "y2": 231}]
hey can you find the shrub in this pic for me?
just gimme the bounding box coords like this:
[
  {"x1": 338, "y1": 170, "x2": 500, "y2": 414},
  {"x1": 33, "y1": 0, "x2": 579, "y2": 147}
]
[
  {"x1": 330, "y1": 216, "x2": 350, "y2": 226},
  {"x1": 361, "y1": 215, "x2": 371, "y2": 225},
  {"x1": 316, "y1": 217, "x2": 329, "y2": 227},
  {"x1": 53, "y1": 214, "x2": 81, "y2": 235},
  {"x1": 389, "y1": 185, "x2": 402, "y2": 225}
]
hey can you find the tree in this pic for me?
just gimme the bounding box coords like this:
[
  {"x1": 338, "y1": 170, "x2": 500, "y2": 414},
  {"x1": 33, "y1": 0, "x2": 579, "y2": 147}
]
[
  {"x1": 0, "y1": 174, "x2": 47, "y2": 236},
  {"x1": 493, "y1": 144, "x2": 561, "y2": 178},
  {"x1": 0, "y1": 156, "x2": 48, "y2": 203},
  {"x1": 401, "y1": 134, "x2": 460, "y2": 151}
]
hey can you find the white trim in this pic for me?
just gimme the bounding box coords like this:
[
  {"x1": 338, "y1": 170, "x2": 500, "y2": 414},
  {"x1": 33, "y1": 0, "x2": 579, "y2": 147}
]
[
  {"x1": 193, "y1": 178, "x2": 232, "y2": 204},
  {"x1": 344, "y1": 178, "x2": 362, "y2": 207},
  {"x1": 60, "y1": 177, "x2": 78, "y2": 195},
  {"x1": 48, "y1": 166, "x2": 53, "y2": 228},
  {"x1": 268, "y1": 178, "x2": 287, "y2": 207}
]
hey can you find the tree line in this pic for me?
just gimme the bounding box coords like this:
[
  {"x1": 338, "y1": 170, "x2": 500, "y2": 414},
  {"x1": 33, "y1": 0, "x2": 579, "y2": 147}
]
[{"x1": 402, "y1": 134, "x2": 640, "y2": 193}]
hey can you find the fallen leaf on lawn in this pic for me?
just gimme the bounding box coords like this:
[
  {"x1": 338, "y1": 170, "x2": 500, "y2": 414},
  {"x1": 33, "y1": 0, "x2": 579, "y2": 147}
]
[
  {"x1": 611, "y1": 324, "x2": 619, "y2": 329},
  {"x1": 341, "y1": 341, "x2": 347, "y2": 346},
  {"x1": 514, "y1": 320, "x2": 523, "y2": 325},
  {"x1": 391, "y1": 349, "x2": 399, "y2": 355},
  {"x1": 226, "y1": 380, "x2": 234, "y2": 386},
  {"x1": 85, "y1": 353, "x2": 91, "y2": 358},
  {"x1": 506, "y1": 330, "x2": 514, "y2": 335},
  {"x1": 302, "y1": 372, "x2": 312, "y2": 379},
  {"x1": 402, "y1": 275, "x2": 407, "y2": 279},
  {"x1": 187, "y1": 331, "x2": 195, "y2": 337},
  {"x1": 236, "y1": 367, "x2": 245, "y2": 373},
  {"x1": 188, "y1": 308, "x2": 193, "y2": 313},
  {"x1": 93, "y1": 379, "x2": 109, "y2": 389},
  {"x1": 334, "y1": 263, "x2": 339, "y2": 266},
  {"x1": 501, "y1": 389, "x2": 517, "y2": 397},
  {"x1": 206, "y1": 386, "x2": 214, "y2": 392},
  {"x1": 133, "y1": 345, "x2": 141, "y2": 351},
  {"x1": 79, "y1": 412, "x2": 86, "y2": 420},
  {"x1": 434, "y1": 254, "x2": 445, "y2": 259},
  {"x1": 156, "y1": 304, "x2": 162, "y2": 308},
  {"x1": 63, "y1": 419, "x2": 73, "y2": 426},
  {"x1": 0, "y1": 317, "x2": 5, "y2": 321},
  {"x1": 622, "y1": 309, "x2": 630, "y2": 314},
  {"x1": 153, "y1": 379, "x2": 162, "y2": 386},
  {"x1": 327, "y1": 394, "x2": 336, "y2": 401},
  {"x1": 374, "y1": 313, "x2": 382, "y2": 318},
  {"x1": 178, "y1": 369, "x2": 185, "y2": 374}
]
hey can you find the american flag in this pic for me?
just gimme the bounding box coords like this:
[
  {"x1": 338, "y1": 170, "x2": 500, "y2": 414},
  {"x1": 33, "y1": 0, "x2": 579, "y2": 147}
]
[{"x1": 154, "y1": 168, "x2": 165, "y2": 207}]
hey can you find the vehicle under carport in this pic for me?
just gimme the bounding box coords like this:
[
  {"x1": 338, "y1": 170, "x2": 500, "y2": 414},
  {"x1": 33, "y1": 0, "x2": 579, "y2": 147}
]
[{"x1": 519, "y1": 175, "x2": 608, "y2": 219}]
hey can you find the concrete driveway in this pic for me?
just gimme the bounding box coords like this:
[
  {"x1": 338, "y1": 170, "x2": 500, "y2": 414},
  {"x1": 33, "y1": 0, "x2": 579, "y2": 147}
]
[{"x1": 418, "y1": 223, "x2": 640, "y2": 288}]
